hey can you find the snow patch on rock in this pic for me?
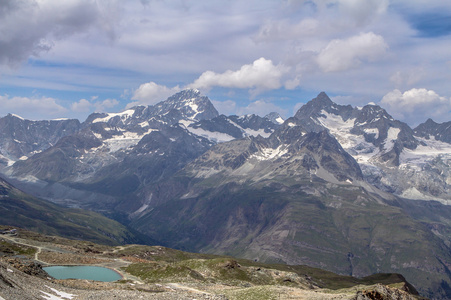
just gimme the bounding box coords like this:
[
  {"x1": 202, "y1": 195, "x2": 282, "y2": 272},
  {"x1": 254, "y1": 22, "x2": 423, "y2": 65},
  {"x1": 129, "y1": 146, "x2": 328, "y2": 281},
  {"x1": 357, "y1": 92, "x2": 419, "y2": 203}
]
[
  {"x1": 383, "y1": 128, "x2": 400, "y2": 151},
  {"x1": 92, "y1": 109, "x2": 135, "y2": 124}
]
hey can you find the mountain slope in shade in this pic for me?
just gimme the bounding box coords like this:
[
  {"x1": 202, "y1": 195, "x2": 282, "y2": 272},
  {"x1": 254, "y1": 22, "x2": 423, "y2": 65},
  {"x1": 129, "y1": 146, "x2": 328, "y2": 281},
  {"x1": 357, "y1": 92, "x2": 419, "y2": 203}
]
[
  {"x1": 0, "y1": 176, "x2": 145, "y2": 245},
  {"x1": 128, "y1": 121, "x2": 451, "y2": 299}
]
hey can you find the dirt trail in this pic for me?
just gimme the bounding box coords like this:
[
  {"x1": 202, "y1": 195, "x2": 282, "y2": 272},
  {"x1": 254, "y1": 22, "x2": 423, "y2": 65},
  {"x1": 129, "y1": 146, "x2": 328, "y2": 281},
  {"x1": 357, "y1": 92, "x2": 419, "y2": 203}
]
[
  {"x1": 1, "y1": 235, "x2": 57, "y2": 265},
  {"x1": 1, "y1": 235, "x2": 144, "y2": 284},
  {"x1": 104, "y1": 244, "x2": 134, "y2": 254},
  {"x1": 166, "y1": 283, "x2": 212, "y2": 295}
]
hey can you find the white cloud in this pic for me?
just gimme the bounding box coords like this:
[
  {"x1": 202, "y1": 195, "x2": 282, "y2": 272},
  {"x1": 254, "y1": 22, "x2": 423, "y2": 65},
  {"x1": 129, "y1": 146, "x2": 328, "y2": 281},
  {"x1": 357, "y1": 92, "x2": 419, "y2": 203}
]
[
  {"x1": 0, "y1": 94, "x2": 67, "y2": 119},
  {"x1": 317, "y1": 32, "x2": 388, "y2": 72},
  {"x1": 71, "y1": 97, "x2": 119, "y2": 113},
  {"x1": 238, "y1": 99, "x2": 287, "y2": 117},
  {"x1": 255, "y1": 18, "x2": 321, "y2": 42},
  {"x1": 211, "y1": 100, "x2": 237, "y2": 116},
  {"x1": 0, "y1": 0, "x2": 119, "y2": 66},
  {"x1": 129, "y1": 82, "x2": 181, "y2": 107},
  {"x1": 95, "y1": 98, "x2": 119, "y2": 112},
  {"x1": 255, "y1": 0, "x2": 388, "y2": 43},
  {"x1": 284, "y1": 76, "x2": 301, "y2": 90},
  {"x1": 337, "y1": 0, "x2": 388, "y2": 26},
  {"x1": 189, "y1": 58, "x2": 288, "y2": 96},
  {"x1": 1, "y1": 0, "x2": 451, "y2": 125},
  {"x1": 380, "y1": 88, "x2": 451, "y2": 125},
  {"x1": 71, "y1": 99, "x2": 91, "y2": 113},
  {"x1": 389, "y1": 68, "x2": 425, "y2": 88}
]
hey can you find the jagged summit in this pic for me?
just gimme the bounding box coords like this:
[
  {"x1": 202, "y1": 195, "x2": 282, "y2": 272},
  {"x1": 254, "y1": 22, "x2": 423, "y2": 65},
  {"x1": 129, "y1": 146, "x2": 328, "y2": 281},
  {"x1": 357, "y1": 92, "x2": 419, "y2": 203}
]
[
  {"x1": 294, "y1": 92, "x2": 353, "y2": 124},
  {"x1": 85, "y1": 89, "x2": 219, "y2": 128},
  {"x1": 313, "y1": 91, "x2": 334, "y2": 105},
  {"x1": 355, "y1": 103, "x2": 394, "y2": 124},
  {"x1": 264, "y1": 112, "x2": 284, "y2": 124},
  {"x1": 155, "y1": 89, "x2": 219, "y2": 121},
  {"x1": 414, "y1": 118, "x2": 439, "y2": 133},
  {"x1": 414, "y1": 118, "x2": 451, "y2": 143}
]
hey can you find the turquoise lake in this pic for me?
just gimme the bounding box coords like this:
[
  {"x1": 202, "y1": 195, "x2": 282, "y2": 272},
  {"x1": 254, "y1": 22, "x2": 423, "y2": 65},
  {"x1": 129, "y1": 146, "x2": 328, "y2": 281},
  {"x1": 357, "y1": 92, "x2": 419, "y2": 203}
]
[{"x1": 43, "y1": 266, "x2": 122, "y2": 282}]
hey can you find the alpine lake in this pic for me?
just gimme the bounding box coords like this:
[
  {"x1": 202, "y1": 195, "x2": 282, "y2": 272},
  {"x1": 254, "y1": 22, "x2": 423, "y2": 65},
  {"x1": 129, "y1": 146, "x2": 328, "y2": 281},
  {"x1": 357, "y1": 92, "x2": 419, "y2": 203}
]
[{"x1": 43, "y1": 266, "x2": 122, "y2": 282}]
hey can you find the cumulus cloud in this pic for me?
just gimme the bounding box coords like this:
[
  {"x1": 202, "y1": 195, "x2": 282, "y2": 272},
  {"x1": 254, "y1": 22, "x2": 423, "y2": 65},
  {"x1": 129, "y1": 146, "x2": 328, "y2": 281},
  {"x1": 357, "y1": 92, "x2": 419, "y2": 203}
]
[
  {"x1": 71, "y1": 97, "x2": 119, "y2": 113},
  {"x1": 317, "y1": 32, "x2": 388, "y2": 72},
  {"x1": 255, "y1": 0, "x2": 388, "y2": 43},
  {"x1": 95, "y1": 98, "x2": 119, "y2": 112},
  {"x1": 0, "y1": 94, "x2": 67, "y2": 119},
  {"x1": 71, "y1": 99, "x2": 92, "y2": 113},
  {"x1": 337, "y1": 0, "x2": 388, "y2": 26},
  {"x1": 189, "y1": 58, "x2": 289, "y2": 96},
  {"x1": 284, "y1": 76, "x2": 301, "y2": 90},
  {"x1": 255, "y1": 18, "x2": 321, "y2": 42},
  {"x1": 380, "y1": 88, "x2": 451, "y2": 125},
  {"x1": 0, "y1": 0, "x2": 119, "y2": 66},
  {"x1": 129, "y1": 82, "x2": 181, "y2": 107},
  {"x1": 389, "y1": 69, "x2": 425, "y2": 88},
  {"x1": 210, "y1": 100, "x2": 237, "y2": 116},
  {"x1": 238, "y1": 99, "x2": 287, "y2": 117}
]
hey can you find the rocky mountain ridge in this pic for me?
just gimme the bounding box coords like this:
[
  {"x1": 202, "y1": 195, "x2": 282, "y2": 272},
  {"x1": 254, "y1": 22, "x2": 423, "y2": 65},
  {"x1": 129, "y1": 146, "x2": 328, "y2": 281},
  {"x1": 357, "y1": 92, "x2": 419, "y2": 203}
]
[
  {"x1": 291, "y1": 92, "x2": 451, "y2": 204},
  {"x1": 5, "y1": 89, "x2": 281, "y2": 211},
  {"x1": 0, "y1": 115, "x2": 80, "y2": 168}
]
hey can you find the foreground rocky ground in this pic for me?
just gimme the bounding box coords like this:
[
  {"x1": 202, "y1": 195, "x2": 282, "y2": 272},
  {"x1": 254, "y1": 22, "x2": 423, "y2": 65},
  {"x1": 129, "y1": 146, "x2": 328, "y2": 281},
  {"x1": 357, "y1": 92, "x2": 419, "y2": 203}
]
[{"x1": 0, "y1": 228, "x2": 425, "y2": 300}]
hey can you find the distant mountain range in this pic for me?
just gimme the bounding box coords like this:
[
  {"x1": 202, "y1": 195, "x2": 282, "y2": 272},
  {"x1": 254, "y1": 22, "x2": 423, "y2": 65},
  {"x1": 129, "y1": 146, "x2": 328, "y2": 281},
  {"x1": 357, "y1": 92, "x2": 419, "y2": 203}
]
[{"x1": 2, "y1": 89, "x2": 451, "y2": 298}]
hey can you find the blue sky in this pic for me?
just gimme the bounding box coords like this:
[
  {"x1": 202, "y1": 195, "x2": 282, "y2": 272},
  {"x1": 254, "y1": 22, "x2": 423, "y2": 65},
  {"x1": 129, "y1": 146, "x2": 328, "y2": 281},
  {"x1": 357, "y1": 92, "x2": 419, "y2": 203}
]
[{"x1": 1, "y1": 0, "x2": 451, "y2": 126}]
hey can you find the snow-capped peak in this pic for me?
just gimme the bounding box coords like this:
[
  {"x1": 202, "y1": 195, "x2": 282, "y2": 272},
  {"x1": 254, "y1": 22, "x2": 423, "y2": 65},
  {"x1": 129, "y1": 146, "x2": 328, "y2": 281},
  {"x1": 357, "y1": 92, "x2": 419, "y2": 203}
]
[
  {"x1": 8, "y1": 113, "x2": 25, "y2": 120},
  {"x1": 264, "y1": 112, "x2": 285, "y2": 125},
  {"x1": 154, "y1": 89, "x2": 219, "y2": 121}
]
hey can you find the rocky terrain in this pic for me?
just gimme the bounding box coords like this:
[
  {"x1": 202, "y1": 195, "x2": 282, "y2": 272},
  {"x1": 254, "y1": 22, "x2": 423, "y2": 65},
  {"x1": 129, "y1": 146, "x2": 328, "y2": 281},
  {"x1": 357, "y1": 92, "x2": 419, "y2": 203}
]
[{"x1": 0, "y1": 228, "x2": 423, "y2": 299}]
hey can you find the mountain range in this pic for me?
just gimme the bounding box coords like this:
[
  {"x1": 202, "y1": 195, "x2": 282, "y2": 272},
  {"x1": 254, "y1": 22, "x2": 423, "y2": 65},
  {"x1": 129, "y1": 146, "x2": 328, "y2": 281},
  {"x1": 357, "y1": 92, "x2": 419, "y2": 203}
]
[{"x1": 1, "y1": 89, "x2": 451, "y2": 298}]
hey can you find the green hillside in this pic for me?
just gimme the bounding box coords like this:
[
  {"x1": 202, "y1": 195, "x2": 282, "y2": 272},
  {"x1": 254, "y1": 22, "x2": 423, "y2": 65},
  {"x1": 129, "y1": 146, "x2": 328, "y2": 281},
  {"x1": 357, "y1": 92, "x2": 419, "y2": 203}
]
[{"x1": 0, "y1": 177, "x2": 143, "y2": 245}]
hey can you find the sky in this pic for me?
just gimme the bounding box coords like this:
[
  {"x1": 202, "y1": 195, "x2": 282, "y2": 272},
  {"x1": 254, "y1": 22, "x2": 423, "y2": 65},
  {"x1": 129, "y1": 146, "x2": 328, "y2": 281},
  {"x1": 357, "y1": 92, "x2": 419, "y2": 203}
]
[{"x1": 1, "y1": 0, "x2": 451, "y2": 126}]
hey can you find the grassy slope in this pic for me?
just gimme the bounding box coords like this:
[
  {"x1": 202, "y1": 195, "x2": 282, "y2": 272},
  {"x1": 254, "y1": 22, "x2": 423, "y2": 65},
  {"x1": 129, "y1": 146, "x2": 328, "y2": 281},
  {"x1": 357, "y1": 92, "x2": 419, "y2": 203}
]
[
  {"x1": 131, "y1": 178, "x2": 451, "y2": 299},
  {"x1": 0, "y1": 229, "x2": 423, "y2": 299},
  {"x1": 118, "y1": 243, "x2": 421, "y2": 297},
  {"x1": 0, "y1": 178, "x2": 142, "y2": 245}
]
